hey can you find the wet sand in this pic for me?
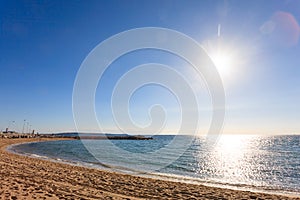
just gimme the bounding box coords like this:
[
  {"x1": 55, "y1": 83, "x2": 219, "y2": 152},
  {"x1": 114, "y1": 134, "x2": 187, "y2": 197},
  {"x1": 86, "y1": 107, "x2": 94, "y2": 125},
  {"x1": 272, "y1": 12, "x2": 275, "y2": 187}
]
[{"x1": 0, "y1": 138, "x2": 299, "y2": 200}]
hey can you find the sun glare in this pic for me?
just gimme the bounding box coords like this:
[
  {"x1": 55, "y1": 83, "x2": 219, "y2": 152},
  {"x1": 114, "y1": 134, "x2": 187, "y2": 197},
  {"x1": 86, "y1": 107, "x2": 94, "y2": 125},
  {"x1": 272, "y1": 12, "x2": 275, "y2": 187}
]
[
  {"x1": 210, "y1": 50, "x2": 234, "y2": 78},
  {"x1": 202, "y1": 37, "x2": 240, "y2": 83}
]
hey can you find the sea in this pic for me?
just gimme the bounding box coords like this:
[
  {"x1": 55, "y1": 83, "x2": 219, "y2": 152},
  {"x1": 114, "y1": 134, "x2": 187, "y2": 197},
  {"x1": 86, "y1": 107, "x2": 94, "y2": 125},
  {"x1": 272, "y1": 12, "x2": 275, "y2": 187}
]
[{"x1": 8, "y1": 134, "x2": 300, "y2": 196}]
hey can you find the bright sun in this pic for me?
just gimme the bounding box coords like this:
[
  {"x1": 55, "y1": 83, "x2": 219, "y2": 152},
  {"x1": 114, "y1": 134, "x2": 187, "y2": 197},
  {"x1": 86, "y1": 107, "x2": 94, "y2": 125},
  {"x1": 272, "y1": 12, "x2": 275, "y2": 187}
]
[
  {"x1": 202, "y1": 36, "x2": 238, "y2": 82},
  {"x1": 209, "y1": 50, "x2": 234, "y2": 78}
]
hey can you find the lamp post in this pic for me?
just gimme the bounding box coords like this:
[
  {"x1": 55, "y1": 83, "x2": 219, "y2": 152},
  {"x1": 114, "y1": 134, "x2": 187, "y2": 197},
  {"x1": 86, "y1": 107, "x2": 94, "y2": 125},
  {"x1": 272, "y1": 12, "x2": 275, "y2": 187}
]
[
  {"x1": 22, "y1": 119, "x2": 26, "y2": 134},
  {"x1": 26, "y1": 122, "x2": 29, "y2": 134}
]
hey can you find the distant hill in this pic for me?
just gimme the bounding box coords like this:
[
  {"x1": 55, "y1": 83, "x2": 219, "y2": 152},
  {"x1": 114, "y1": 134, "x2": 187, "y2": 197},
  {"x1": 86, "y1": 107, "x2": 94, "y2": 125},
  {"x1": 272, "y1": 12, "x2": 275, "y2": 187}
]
[
  {"x1": 51, "y1": 132, "x2": 152, "y2": 140},
  {"x1": 53, "y1": 132, "x2": 130, "y2": 137}
]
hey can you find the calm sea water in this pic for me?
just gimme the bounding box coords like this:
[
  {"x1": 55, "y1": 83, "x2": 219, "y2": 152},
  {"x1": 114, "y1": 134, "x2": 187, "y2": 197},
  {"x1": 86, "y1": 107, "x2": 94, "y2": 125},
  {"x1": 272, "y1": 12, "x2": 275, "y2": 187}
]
[{"x1": 10, "y1": 135, "x2": 300, "y2": 195}]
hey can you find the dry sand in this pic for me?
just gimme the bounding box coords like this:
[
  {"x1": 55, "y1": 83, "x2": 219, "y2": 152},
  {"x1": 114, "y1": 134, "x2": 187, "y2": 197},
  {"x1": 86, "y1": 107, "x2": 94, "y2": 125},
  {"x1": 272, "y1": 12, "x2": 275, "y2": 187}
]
[{"x1": 0, "y1": 138, "x2": 299, "y2": 200}]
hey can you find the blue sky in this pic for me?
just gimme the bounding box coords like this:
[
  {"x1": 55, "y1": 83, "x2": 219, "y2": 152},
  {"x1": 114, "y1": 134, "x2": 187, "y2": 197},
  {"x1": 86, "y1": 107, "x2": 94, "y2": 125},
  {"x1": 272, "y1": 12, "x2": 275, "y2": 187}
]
[{"x1": 0, "y1": 0, "x2": 300, "y2": 134}]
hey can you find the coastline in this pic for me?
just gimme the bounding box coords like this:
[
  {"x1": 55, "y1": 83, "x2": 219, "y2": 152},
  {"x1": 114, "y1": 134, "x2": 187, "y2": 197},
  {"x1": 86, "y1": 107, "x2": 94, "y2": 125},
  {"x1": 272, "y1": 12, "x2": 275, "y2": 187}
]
[{"x1": 1, "y1": 138, "x2": 299, "y2": 199}]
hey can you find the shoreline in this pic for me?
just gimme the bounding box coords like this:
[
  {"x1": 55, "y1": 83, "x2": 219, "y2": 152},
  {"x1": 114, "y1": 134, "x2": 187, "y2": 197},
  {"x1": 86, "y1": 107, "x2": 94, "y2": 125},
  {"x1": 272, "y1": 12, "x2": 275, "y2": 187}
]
[{"x1": 1, "y1": 138, "x2": 299, "y2": 199}]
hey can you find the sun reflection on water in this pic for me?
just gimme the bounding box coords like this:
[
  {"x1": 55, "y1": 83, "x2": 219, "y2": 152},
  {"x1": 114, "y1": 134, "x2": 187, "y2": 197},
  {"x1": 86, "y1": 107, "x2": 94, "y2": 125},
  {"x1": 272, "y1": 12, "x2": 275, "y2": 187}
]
[
  {"x1": 195, "y1": 134, "x2": 264, "y2": 185},
  {"x1": 214, "y1": 135, "x2": 255, "y2": 179}
]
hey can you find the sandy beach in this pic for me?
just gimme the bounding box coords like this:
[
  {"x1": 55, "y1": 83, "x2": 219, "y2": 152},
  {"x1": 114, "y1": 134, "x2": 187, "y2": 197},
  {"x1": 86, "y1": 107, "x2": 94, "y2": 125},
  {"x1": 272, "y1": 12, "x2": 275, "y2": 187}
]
[{"x1": 0, "y1": 138, "x2": 299, "y2": 200}]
